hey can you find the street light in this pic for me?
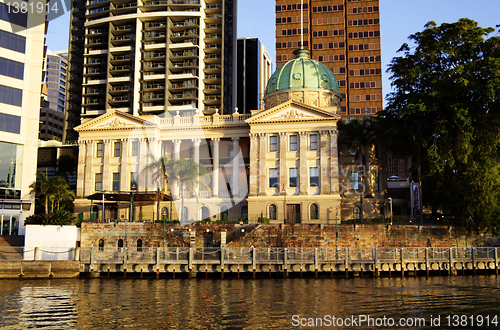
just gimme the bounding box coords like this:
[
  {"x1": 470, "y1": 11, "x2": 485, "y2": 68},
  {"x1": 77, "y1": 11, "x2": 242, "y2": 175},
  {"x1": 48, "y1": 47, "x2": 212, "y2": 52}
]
[
  {"x1": 388, "y1": 197, "x2": 393, "y2": 225},
  {"x1": 336, "y1": 210, "x2": 339, "y2": 259}
]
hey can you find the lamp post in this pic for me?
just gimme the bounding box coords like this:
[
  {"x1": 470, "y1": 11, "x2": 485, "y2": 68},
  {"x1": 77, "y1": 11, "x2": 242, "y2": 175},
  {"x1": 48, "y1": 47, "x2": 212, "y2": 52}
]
[
  {"x1": 336, "y1": 210, "x2": 339, "y2": 259},
  {"x1": 388, "y1": 197, "x2": 393, "y2": 225},
  {"x1": 283, "y1": 185, "x2": 287, "y2": 224},
  {"x1": 102, "y1": 191, "x2": 105, "y2": 222}
]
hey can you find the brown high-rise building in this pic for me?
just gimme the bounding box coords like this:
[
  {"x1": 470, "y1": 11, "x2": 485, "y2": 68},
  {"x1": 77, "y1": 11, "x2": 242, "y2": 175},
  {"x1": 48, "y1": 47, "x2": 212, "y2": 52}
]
[{"x1": 275, "y1": 0, "x2": 382, "y2": 116}]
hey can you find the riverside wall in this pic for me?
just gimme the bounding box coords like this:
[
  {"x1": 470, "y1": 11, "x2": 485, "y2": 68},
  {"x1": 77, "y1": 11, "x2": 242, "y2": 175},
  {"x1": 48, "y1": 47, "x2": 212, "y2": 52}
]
[{"x1": 79, "y1": 223, "x2": 499, "y2": 249}]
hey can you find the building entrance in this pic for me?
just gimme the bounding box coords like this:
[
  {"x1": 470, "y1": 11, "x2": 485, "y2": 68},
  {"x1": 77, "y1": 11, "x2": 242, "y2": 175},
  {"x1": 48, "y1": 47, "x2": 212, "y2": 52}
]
[{"x1": 286, "y1": 204, "x2": 301, "y2": 224}]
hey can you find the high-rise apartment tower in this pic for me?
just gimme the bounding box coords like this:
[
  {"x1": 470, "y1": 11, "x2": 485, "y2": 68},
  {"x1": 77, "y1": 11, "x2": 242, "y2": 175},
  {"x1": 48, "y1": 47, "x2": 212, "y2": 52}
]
[
  {"x1": 65, "y1": 0, "x2": 236, "y2": 142},
  {"x1": 0, "y1": 0, "x2": 47, "y2": 234},
  {"x1": 275, "y1": 0, "x2": 382, "y2": 116}
]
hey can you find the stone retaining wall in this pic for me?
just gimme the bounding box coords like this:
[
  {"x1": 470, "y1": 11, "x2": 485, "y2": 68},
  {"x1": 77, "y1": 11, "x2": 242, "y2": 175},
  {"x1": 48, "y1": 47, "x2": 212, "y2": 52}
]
[{"x1": 80, "y1": 223, "x2": 498, "y2": 249}]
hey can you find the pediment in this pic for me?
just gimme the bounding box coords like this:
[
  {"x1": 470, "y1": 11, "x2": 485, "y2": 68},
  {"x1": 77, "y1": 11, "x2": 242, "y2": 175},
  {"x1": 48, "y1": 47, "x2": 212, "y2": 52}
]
[
  {"x1": 74, "y1": 110, "x2": 155, "y2": 132},
  {"x1": 245, "y1": 100, "x2": 340, "y2": 125}
]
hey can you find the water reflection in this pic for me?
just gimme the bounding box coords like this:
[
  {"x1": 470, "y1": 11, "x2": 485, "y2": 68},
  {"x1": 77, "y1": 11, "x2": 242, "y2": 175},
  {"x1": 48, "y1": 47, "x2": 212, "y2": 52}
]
[{"x1": 0, "y1": 277, "x2": 498, "y2": 329}]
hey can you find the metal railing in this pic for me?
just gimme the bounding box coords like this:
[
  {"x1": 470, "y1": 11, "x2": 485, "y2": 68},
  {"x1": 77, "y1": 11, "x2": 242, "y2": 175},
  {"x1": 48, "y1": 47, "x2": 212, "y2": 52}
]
[{"x1": 1, "y1": 247, "x2": 497, "y2": 265}]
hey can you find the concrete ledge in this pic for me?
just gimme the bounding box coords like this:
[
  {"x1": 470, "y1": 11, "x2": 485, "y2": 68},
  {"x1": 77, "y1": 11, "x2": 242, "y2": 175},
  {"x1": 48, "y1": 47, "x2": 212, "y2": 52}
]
[
  {"x1": 22, "y1": 261, "x2": 51, "y2": 278},
  {"x1": 50, "y1": 261, "x2": 80, "y2": 278},
  {"x1": 0, "y1": 261, "x2": 22, "y2": 278}
]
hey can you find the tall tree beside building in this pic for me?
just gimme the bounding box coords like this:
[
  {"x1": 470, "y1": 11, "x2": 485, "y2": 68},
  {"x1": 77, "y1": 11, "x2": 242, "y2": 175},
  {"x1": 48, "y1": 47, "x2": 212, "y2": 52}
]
[{"x1": 383, "y1": 19, "x2": 500, "y2": 229}]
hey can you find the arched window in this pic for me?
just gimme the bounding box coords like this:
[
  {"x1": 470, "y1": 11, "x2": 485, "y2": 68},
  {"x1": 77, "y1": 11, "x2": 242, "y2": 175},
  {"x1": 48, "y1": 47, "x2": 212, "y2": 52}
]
[
  {"x1": 269, "y1": 204, "x2": 277, "y2": 220},
  {"x1": 310, "y1": 203, "x2": 319, "y2": 220},
  {"x1": 118, "y1": 239, "x2": 124, "y2": 249},
  {"x1": 183, "y1": 207, "x2": 188, "y2": 221},
  {"x1": 221, "y1": 206, "x2": 229, "y2": 221},
  {"x1": 137, "y1": 239, "x2": 143, "y2": 252},
  {"x1": 98, "y1": 239, "x2": 104, "y2": 251},
  {"x1": 201, "y1": 206, "x2": 210, "y2": 220},
  {"x1": 161, "y1": 207, "x2": 169, "y2": 222},
  {"x1": 241, "y1": 206, "x2": 248, "y2": 222},
  {"x1": 353, "y1": 206, "x2": 360, "y2": 220}
]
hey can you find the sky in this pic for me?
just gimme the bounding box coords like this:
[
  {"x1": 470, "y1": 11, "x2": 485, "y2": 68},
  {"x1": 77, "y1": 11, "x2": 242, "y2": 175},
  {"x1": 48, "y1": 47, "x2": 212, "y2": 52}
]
[{"x1": 45, "y1": 0, "x2": 500, "y2": 102}]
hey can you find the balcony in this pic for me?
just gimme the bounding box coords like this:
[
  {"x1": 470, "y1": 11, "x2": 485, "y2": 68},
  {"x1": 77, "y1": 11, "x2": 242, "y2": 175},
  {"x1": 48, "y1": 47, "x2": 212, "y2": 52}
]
[
  {"x1": 143, "y1": 51, "x2": 166, "y2": 59},
  {"x1": 171, "y1": 50, "x2": 198, "y2": 59},
  {"x1": 170, "y1": 92, "x2": 196, "y2": 100},
  {"x1": 83, "y1": 88, "x2": 105, "y2": 95},
  {"x1": 144, "y1": 21, "x2": 166, "y2": 29},
  {"x1": 142, "y1": 83, "x2": 165, "y2": 91},
  {"x1": 170, "y1": 80, "x2": 196, "y2": 90},
  {"x1": 109, "y1": 96, "x2": 130, "y2": 104},
  {"x1": 143, "y1": 93, "x2": 164, "y2": 101}
]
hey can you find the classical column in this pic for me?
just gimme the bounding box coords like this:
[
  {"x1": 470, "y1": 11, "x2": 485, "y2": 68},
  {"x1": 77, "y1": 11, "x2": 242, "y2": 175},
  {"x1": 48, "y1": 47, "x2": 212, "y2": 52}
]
[
  {"x1": 211, "y1": 138, "x2": 220, "y2": 197},
  {"x1": 279, "y1": 132, "x2": 287, "y2": 195},
  {"x1": 329, "y1": 130, "x2": 340, "y2": 194},
  {"x1": 258, "y1": 133, "x2": 267, "y2": 196},
  {"x1": 172, "y1": 139, "x2": 182, "y2": 198},
  {"x1": 173, "y1": 139, "x2": 181, "y2": 160},
  {"x1": 120, "y1": 139, "x2": 129, "y2": 191},
  {"x1": 102, "y1": 139, "x2": 111, "y2": 192},
  {"x1": 77, "y1": 140, "x2": 86, "y2": 198},
  {"x1": 192, "y1": 138, "x2": 201, "y2": 195},
  {"x1": 320, "y1": 131, "x2": 329, "y2": 194},
  {"x1": 299, "y1": 131, "x2": 308, "y2": 195},
  {"x1": 138, "y1": 138, "x2": 147, "y2": 191},
  {"x1": 231, "y1": 137, "x2": 240, "y2": 196},
  {"x1": 84, "y1": 141, "x2": 93, "y2": 196},
  {"x1": 249, "y1": 134, "x2": 258, "y2": 196}
]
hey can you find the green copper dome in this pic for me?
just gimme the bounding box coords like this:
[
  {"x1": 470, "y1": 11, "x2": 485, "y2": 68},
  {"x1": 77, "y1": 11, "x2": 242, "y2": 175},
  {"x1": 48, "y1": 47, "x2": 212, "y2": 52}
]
[{"x1": 265, "y1": 48, "x2": 340, "y2": 95}]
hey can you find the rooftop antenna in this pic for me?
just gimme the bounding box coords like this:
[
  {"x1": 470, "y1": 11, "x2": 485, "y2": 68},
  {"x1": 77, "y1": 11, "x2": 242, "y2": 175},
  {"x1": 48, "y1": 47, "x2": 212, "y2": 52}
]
[{"x1": 300, "y1": 0, "x2": 304, "y2": 49}]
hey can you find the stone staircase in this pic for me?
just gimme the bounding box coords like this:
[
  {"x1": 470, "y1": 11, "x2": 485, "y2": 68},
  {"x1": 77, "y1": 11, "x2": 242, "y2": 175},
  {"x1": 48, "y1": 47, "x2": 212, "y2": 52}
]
[{"x1": 0, "y1": 236, "x2": 24, "y2": 260}]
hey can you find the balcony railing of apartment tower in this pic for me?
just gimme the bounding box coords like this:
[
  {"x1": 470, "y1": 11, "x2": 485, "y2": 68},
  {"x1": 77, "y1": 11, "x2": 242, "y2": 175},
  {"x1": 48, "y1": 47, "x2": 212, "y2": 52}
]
[
  {"x1": 84, "y1": 88, "x2": 105, "y2": 94},
  {"x1": 205, "y1": 14, "x2": 222, "y2": 20},
  {"x1": 171, "y1": 61, "x2": 196, "y2": 68},
  {"x1": 204, "y1": 34, "x2": 221, "y2": 39},
  {"x1": 172, "y1": 19, "x2": 198, "y2": 28},
  {"x1": 88, "y1": 7, "x2": 109, "y2": 15},
  {"x1": 144, "y1": 21, "x2": 166, "y2": 29},
  {"x1": 205, "y1": 24, "x2": 222, "y2": 30},
  {"x1": 143, "y1": 93, "x2": 164, "y2": 100},
  {"x1": 111, "y1": 35, "x2": 133, "y2": 41},
  {"x1": 113, "y1": 25, "x2": 133, "y2": 31},
  {"x1": 170, "y1": 81, "x2": 196, "y2": 88},
  {"x1": 143, "y1": 83, "x2": 165, "y2": 89},
  {"x1": 87, "y1": 0, "x2": 109, "y2": 6},
  {"x1": 145, "y1": 31, "x2": 166, "y2": 38},
  {"x1": 143, "y1": 0, "x2": 200, "y2": 6},
  {"x1": 172, "y1": 50, "x2": 198, "y2": 58},
  {"x1": 110, "y1": 96, "x2": 130, "y2": 102},
  {"x1": 171, "y1": 39, "x2": 198, "y2": 46},
  {"x1": 171, "y1": 30, "x2": 198, "y2": 38},
  {"x1": 110, "y1": 65, "x2": 131, "y2": 72},
  {"x1": 143, "y1": 62, "x2": 165, "y2": 69},
  {"x1": 88, "y1": 28, "x2": 106, "y2": 35},
  {"x1": 144, "y1": 52, "x2": 166, "y2": 59},
  {"x1": 111, "y1": 86, "x2": 131, "y2": 92},
  {"x1": 170, "y1": 92, "x2": 196, "y2": 99},
  {"x1": 87, "y1": 58, "x2": 104, "y2": 64},
  {"x1": 205, "y1": 4, "x2": 222, "y2": 9},
  {"x1": 112, "y1": 2, "x2": 137, "y2": 10}
]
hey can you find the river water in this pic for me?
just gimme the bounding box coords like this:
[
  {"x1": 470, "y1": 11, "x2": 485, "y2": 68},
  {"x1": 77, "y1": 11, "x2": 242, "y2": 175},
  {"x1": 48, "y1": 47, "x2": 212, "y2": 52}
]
[{"x1": 0, "y1": 276, "x2": 498, "y2": 329}]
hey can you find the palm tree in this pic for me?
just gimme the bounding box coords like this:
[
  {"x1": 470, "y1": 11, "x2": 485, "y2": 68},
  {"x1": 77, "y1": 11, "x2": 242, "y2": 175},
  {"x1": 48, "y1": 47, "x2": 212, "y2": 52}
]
[
  {"x1": 173, "y1": 158, "x2": 210, "y2": 224},
  {"x1": 143, "y1": 156, "x2": 210, "y2": 224},
  {"x1": 340, "y1": 117, "x2": 380, "y2": 223},
  {"x1": 29, "y1": 172, "x2": 52, "y2": 214},
  {"x1": 143, "y1": 155, "x2": 175, "y2": 221},
  {"x1": 29, "y1": 173, "x2": 74, "y2": 214}
]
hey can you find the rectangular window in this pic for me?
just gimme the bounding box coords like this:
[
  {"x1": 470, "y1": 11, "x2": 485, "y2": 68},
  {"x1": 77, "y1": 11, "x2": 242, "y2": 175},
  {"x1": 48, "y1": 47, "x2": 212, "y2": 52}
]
[
  {"x1": 0, "y1": 3, "x2": 27, "y2": 27},
  {"x1": 270, "y1": 135, "x2": 278, "y2": 152},
  {"x1": 0, "y1": 57, "x2": 24, "y2": 80},
  {"x1": 290, "y1": 135, "x2": 298, "y2": 151},
  {"x1": 112, "y1": 173, "x2": 120, "y2": 191},
  {"x1": 269, "y1": 168, "x2": 278, "y2": 188},
  {"x1": 95, "y1": 173, "x2": 102, "y2": 192},
  {"x1": 0, "y1": 85, "x2": 22, "y2": 107},
  {"x1": 96, "y1": 142, "x2": 103, "y2": 157},
  {"x1": 290, "y1": 168, "x2": 298, "y2": 187},
  {"x1": 132, "y1": 141, "x2": 139, "y2": 156},
  {"x1": 0, "y1": 30, "x2": 26, "y2": 53},
  {"x1": 130, "y1": 172, "x2": 138, "y2": 190},
  {"x1": 310, "y1": 134, "x2": 318, "y2": 150},
  {"x1": 114, "y1": 141, "x2": 121, "y2": 157},
  {"x1": 0, "y1": 113, "x2": 20, "y2": 134},
  {"x1": 310, "y1": 167, "x2": 319, "y2": 187},
  {"x1": 350, "y1": 172, "x2": 359, "y2": 190}
]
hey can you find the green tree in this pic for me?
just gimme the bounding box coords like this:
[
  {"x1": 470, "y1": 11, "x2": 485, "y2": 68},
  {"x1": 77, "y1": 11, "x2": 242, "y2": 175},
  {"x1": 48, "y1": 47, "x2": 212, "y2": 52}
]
[
  {"x1": 340, "y1": 117, "x2": 380, "y2": 223},
  {"x1": 382, "y1": 19, "x2": 500, "y2": 229},
  {"x1": 29, "y1": 172, "x2": 74, "y2": 214},
  {"x1": 144, "y1": 155, "x2": 175, "y2": 221},
  {"x1": 143, "y1": 156, "x2": 210, "y2": 224}
]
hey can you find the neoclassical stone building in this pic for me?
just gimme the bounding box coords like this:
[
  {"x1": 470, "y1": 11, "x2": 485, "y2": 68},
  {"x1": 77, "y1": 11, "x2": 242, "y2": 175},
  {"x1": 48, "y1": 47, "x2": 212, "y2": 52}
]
[{"x1": 74, "y1": 49, "x2": 388, "y2": 224}]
